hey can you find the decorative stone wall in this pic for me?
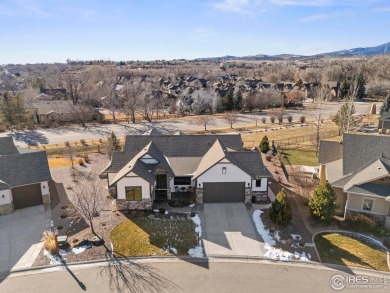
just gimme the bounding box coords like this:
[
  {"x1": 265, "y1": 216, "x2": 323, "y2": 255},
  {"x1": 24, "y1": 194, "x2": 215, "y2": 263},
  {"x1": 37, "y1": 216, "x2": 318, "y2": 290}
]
[
  {"x1": 252, "y1": 191, "x2": 268, "y2": 202},
  {"x1": 196, "y1": 188, "x2": 203, "y2": 204},
  {"x1": 0, "y1": 203, "x2": 14, "y2": 215},
  {"x1": 114, "y1": 199, "x2": 152, "y2": 210},
  {"x1": 42, "y1": 193, "x2": 51, "y2": 204},
  {"x1": 245, "y1": 188, "x2": 252, "y2": 203}
]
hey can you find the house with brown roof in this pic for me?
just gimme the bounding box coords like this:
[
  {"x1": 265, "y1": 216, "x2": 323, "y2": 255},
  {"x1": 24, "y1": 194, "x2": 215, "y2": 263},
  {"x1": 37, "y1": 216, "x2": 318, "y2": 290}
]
[
  {"x1": 101, "y1": 132, "x2": 272, "y2": 210},
  {"x1": 319, "y1": 134, "x2": 390, "y2": 226}
]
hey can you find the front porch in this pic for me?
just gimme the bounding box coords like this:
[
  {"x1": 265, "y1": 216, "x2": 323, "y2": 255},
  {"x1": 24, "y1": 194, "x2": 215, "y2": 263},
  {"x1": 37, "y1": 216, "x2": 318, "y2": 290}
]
[{"x1": 154, "y1": 190, "x2": 192, "y2": 202}]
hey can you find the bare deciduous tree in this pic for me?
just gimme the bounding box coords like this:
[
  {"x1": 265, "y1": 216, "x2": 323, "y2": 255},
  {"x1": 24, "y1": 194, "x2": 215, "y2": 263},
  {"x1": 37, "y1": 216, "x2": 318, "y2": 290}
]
[
  {"x1": 194, "y1": 115, "x2": 215, "y2": 131},
  {"x1": 70, "y1": 174, "x2": 105, "y2": 234},
  {"x1": 223, "y1": 112, "x2": 239, "y2": 128}
]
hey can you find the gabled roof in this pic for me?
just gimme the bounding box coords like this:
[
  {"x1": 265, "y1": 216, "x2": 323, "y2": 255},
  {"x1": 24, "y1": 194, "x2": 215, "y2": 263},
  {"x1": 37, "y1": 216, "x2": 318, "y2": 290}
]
[
  {"x1": 110, "y1": 142, "x2": 173, "y2": 185},
  {"x1": 344, "y1": 157, "x2": 390, "y2": 191},
  {"x1": 0, "y1": 151, "x2": 52, "y2": 188},
  {"x1": 193, "y1": 140, "x2": 227, "y2": 179},
  {"x1": 343, "y1": 134, "x2": 390, "y2": 175},
  {"x1": 230, "y1": 152, "x2": 272, "y2": 179},
  {"x1": 319, "y1": 140, "x2": 342, "y2": 165},
  {"x1": 0, "y1": 137, "x2": 19, "y2": 155},
  {"x1": 348, "y1": 183, "x2": 390, "y2": 197}
]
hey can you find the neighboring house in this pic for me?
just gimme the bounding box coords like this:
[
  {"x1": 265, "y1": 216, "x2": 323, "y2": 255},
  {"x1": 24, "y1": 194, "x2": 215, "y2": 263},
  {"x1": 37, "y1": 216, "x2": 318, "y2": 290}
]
[
  {"x1": 319, "y1": 134, "x2": 390, "y2": 226},
  {"x1": 101, "y1": 133, "x2": 272, "y2": 210},
  {"x1": 27, "y1": 100, "x2": 101, "y2": 125},
  {"x1": 379, "y1": 110, "x2": 390, "y2": 133},
  {"x1": 0, "y1": 137, "x2": 52, "y2": 215}
]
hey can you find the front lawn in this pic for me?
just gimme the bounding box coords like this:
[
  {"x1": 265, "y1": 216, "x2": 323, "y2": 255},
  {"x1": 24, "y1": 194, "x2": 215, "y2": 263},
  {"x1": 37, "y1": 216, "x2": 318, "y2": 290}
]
[
  {"x1": 282, "y1": 149, "x2": 318, "y2": 166},
  {"x1": 111, "y1": 216, "x2": 199, "y2": 257},
  {"x1": 314, "y1": 232, "x2": 389, "y2": 272}
]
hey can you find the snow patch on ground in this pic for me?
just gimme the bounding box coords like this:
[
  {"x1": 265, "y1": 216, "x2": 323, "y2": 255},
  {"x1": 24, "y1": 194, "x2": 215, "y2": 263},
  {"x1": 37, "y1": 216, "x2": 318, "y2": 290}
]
[
  {"x1": 71, "y1": 245, "x2": 90, "y2": 254},
  {"x1": 43, "y1": 250, "x2": 62, "y2": 265},
  {"x1": 252, "y1": 210, "x2": 276, "y2": 246},
  {"x1": 189, "y1": 204, "x2": 195, "y2": 207},
  {"x1": 253, "y1": 210, "x2": 311, "y2": 262},
  {"x1": 188, "y1": 214, "x2": 204, "y2": 257}
]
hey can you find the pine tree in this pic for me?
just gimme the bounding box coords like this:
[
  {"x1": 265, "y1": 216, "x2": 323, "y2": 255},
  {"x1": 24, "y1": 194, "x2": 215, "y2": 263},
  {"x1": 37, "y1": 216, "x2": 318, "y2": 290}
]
[
  {"x1": 233, "y1": 89, "x2": 243, "y2": 111},
  {"x1": 269, "y1": 189, "x2": 292, "y2": 225},
  {"x1": 259, "y1": 135, "x2": 270, "y2": 153},
  {"x1": 380, "y1": 94, "x2": 390, "y2": 115},
  {"x1": 356, "y1": 73, "x2": 366, "y2": 100},
  {"x1": 223, "y1": 89, "x2": 234, "y2": 111},
  {"x1": 339, "y1": 81, "x2": 350, "y2": 99},
  {"x1": 309, "y1": 181, "x2": 337, "y2": 222}
]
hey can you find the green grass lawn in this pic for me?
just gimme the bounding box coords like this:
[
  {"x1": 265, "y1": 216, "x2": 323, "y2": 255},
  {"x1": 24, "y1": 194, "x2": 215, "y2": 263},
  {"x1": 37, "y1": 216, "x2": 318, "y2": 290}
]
[
  {"x1": 314, "y1": 233, "x2": 389, "y2": 272},
  {"x1": 110, "y1": 216, "x2": 198, "y2": 257},
  {"x1": 282, "y1": 149, "x2": 318, "y2": 166}
]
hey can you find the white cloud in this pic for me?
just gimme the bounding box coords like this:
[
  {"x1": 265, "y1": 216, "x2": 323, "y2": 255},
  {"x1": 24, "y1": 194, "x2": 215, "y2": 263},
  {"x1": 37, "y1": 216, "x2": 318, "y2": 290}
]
[
  {"x1": 300, "y1": 14, "x2": 329, "y2": 22},
  {"x1": 212, "y1": 0, "x2": 265, "y2": 14},
  {"x1": 271, "y1": 0, "x2": 332, "y2": 6}
]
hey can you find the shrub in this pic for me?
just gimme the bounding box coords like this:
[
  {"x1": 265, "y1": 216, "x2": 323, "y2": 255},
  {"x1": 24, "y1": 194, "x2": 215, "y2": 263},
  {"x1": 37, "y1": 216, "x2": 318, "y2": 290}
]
[
  {"x1": 277, "y1": 115, "x2": 283, "y2": 124},
  {"x1": 261, "y1": 117, "x2": 266, "y2": 124},
  {"x1": 78, "y1": 158, "x2": 84, "y2": 166},
  {"x1": 299, "y1": 116, "x2": 306, "y2": 123},
  {"x1": 270, "y1": 116, "x2": 276, "y2": 123},
  {"x1": 265, "y1": 155, "x2": 272, "y2": 161},
  {"x1": 269, "y1": 189, "x2": 292, "y2": 225},
  {"x1": 83, "y1": 155, "x2": 90, "y2": 163},
  {"x1": 159, "y1": 208, "x2": 166, "y2": 214},
  {"x1": 309, "y1": 181, "x2": 337, "y2": 222},
  {"x1": 80, "y1": 139, "x2": 86, "y2": 145},
  {"x1": 287, "y1": 115, "x2": 293, "y2": 123},
  {"x1": 42, "y1": 230, "x2": 59, "y2": 255},
  {"x1": 259, "y1": 135, "x2": 270, "y2": 153},
  {"x1": 65, "y1": 141, "x2": 70, "y2": 147}
]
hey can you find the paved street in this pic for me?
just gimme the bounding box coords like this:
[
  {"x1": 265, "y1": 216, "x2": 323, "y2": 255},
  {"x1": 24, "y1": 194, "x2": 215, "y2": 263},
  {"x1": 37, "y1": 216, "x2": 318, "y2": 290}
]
[
  {"x1": 0, "y1": 206, "x2": 48, "y2": 274},
  {"x1": 202, "y1": 204, "x2": 266, "y2": 257},
  {"x1": 1, "y1": 260, "x2": 389, "y2": 293},
  {"x1": 0, "y1": 102, "x2": 373, "y2": 147}
]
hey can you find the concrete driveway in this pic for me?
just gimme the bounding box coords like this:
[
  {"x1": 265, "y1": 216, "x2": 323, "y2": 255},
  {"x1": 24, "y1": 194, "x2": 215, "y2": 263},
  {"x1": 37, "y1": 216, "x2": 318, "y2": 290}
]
[
  {"x1": 202, "y1": 203, "x2": 266, "y2": 257},
  {"x1": 0, "y1": 205, "x2": 48, "y2": 275}
]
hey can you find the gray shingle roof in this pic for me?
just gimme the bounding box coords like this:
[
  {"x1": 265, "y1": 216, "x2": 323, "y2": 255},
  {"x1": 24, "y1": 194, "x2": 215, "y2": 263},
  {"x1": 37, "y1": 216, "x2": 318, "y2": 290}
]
[
  {"x1": 0, "y1": 137, "x2": 19, "y2": 155},
  {"x1": 319, "y1": 140, "x2": 342, "y2": 164},
  {"x1": 343, "y1": 134, "x2": 390, "y2": 175},
  {"x1": 230, "y1": 152, "x2": 272, "y2": 179},
  {"x1": 0, "y1": 151, "x2": 52, "y2": 188},
  {"x1": 348, "y1": 183, "x2": 390, "y2": 197}
]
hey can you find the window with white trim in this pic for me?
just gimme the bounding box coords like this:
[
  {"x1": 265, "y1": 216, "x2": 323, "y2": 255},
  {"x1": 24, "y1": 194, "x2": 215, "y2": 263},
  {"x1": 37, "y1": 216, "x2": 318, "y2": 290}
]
[
  {"x1": 222, "y1": 167, "x2": 227, "y2": 174},
  {"x1": 362, "y1": 198, "x2": 374, "y2": 212}
]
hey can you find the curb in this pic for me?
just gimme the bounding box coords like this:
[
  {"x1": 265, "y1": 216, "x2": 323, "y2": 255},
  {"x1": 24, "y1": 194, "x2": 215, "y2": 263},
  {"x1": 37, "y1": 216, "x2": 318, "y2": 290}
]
[
  {"x1": 312, "y1": 230, "x2": 390, "y2": 271},
  {"x1": 5, "y1": 255, "x2": 390, "y2": 279}
]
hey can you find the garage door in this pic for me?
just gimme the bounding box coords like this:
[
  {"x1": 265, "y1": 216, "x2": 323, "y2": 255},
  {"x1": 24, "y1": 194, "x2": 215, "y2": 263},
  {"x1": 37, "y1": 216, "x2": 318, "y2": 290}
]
[
  {"x1": 203, "y1": 182, "x2": 245, "y2": 203},
  {"x1": 12, "y1": 183, "x2": 43, "y2": 209}
]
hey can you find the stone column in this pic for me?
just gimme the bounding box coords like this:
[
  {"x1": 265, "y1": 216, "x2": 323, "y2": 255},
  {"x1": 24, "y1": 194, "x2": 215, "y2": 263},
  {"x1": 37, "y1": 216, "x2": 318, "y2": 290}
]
[{"x1": 196, "y1": 188, "x2": 203, "y2": 204}]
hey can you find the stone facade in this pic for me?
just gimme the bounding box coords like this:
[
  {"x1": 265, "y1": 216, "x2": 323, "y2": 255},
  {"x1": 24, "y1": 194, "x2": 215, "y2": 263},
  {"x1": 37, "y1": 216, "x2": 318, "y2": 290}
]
[
  {"x1": 196, "y1": 188, "x2": 203, "y2": 204},
  {"x1": 0, "y1": 203, "x2": 14, "y2": 215},
  {"x1": 252, "y1": 191, "x2": 268, "y2": 202},
  {"x1": 245, "y1": 188, "x2": 252, "y2": 203},
  {"x1": 42, "y1": 193, "x2": 51, "y2": 204},
  {"x1": 114, "y1": 199, "x2": 152, "y2": 210}
]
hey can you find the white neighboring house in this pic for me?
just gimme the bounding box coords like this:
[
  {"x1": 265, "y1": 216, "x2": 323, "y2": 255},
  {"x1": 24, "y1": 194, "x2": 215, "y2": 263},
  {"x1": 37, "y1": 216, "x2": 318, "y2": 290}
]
[
  {"x1": 101, "y1": 132, "x2": 272, "y2": 210},
  {"x1": 0, "y1": 137, "x2": 52, "y2": 215}
]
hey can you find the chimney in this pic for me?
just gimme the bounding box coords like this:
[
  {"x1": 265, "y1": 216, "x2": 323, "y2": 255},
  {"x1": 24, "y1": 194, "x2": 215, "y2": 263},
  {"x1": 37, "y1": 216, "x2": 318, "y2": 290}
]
[{"x1": 319, "y1": 164, "x2": 326, "y2": 184}]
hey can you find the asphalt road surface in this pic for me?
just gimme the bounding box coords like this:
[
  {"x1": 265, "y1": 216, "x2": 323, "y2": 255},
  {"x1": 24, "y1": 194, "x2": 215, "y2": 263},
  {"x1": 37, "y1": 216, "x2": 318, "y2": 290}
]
[{"x1": 1, "y1": 260, "x2": 389, "y2": 293}]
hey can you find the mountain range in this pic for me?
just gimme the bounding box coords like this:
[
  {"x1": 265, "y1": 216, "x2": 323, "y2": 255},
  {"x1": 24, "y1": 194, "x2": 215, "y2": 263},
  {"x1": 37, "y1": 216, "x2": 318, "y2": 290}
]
[{"x1": 194, "y1": 42, "x2": 390, "y2": 62}]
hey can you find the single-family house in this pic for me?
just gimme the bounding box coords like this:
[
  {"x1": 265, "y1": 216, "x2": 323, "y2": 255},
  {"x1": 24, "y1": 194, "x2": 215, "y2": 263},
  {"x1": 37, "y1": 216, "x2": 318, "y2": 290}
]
[
  {"x1": 101, "y1": 133, "x2": 272, "y2": 210},
  {"x1": 319, "y1": 134, "x2": 390, "y2": 226},
  {"x1": 0, "y1": 137, "x2": 52, "y2": 215}
]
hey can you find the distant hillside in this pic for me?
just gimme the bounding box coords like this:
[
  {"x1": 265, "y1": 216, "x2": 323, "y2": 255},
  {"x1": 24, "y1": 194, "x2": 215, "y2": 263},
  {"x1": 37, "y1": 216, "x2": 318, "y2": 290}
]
[
  {"x1": 319, "y1": 42, "x2": 390, "y2": 56},
  {"x1": 194, "y1": 42, "x2": 390, "y2": 62}
]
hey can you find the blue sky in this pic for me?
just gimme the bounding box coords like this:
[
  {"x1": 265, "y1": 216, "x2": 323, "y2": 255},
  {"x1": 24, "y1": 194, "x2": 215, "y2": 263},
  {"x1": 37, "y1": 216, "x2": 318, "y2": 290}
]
[{"x1": 0, "y1": 0, "x2": 389, "y2": 64}]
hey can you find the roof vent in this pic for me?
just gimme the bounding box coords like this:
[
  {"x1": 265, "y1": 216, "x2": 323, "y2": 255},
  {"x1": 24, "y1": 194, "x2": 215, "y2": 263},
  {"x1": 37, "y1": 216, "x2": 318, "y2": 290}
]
[{"x1": 378, "y1": 167, "x2": 382, "y2": 170}]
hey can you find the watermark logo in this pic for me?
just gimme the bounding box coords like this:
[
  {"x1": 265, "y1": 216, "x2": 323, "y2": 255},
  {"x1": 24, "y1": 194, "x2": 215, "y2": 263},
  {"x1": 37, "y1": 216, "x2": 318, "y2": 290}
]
[{"x1": 330, "y1": 274, "x2": 388, "y2": 291}]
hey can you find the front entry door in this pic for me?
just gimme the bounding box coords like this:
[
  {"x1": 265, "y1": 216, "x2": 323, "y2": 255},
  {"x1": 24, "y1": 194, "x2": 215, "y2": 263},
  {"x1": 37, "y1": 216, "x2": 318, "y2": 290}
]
[{"x1": 156, "y1": 174, "x2": 167, "y2": 189}]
